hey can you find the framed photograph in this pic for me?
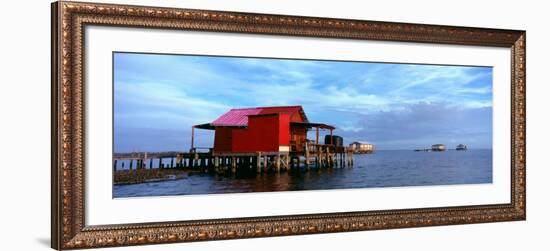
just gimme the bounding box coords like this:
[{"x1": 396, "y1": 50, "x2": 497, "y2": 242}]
[{"x1": 51, "y1": 1, "x2": 526, "y2": 249}]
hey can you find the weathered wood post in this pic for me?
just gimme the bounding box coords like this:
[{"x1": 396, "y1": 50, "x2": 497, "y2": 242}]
[
  {"x1": 113, "y1": 159, "x2": 117, "y2": 172},
  {"x1": 319, "y1": 147, "x2": 324, "y2": 167},
  {"x1": 315, "y1": 145, "x2": 320, "y2": 168},
  {"x1": 326, "y1": 147, "x2": 332, "y2": 168},
  {"x1": 323, "y1": 146, "x2": 327, "y2": 167},
  {"x1": 176, "y1": 154, "x2": 182, "y2": 168},
  {"x1": 231, "y1": 156, "x2": 237, "y2": 173},
  {"x1": 194, "y1": 153, "x2": 199, "y2": 168},
  {"x1": 276, "y1": 154, "x2": 281, "y2": 172},
  {"x1": 129, "y1": 159, "x2": 133, "y2": 170},
  {"x1": 170, "y1": 158, "x2": 174, "y2": 168},
  {"x1": 305, "y1": 142, "x2": 310, "y2": 168},
  {"x1": 256, "y1": 152, "x2": 262, "y2": 173},
  {"x1": 225, "y1": 157, "x2": 230, "y2": 171},
  {"x1": 335, "y1": 151, "x2": 339, "y2": 168},
  {"x1": 316, "y1": 127, "x2": 319, "y2": 144},
  {"x1": 285, "y1": 153, "x2": 290, "y2": 170},
  {"x1": 149, "y1": 158, "x2": 153, "y2": 169},
  {"x1": 214, "y1": 156, "x2": 219, "y2": 171},
  {"x1": 159, "y1": 158, "x2": 163, "y2": 169},
  {"x1": 263, "y1": 155, "x2": 268, "y2": 172}
]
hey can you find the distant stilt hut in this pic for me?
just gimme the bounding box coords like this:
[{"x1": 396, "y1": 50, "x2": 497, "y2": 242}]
[
  {"x1": 431, "y1": 144, "x2": 446, "y2": 151},
  {"x1": 456, "y1": 144, "x2": 468, "y2": 150},
  {"x1": 349, "y1": 141, "x2": 374, "y2": 154}
]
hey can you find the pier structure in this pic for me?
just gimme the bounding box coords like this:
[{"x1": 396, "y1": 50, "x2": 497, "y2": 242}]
[
  {"x1": 113, "y1": 144, "x2": 354, "y2": 174},
  {"x1": 113, "y1": 105, "x2": 355, "y2": 175}
]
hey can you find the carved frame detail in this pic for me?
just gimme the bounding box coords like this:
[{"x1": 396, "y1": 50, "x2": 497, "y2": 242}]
[{"x1": 51, "y1": 1, "x2": 526, "y2": 249}]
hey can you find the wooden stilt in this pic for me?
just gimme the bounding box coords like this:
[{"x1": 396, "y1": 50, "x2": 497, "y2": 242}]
[
  {"x1": 193, "y1": 153, "x2": 199, "y2": 167},
  {"x1": 256, "y1": 152, "x2": 262, "y2": 173},
  {"x1": 326, "y1": 147, "x2": 331, "y2": 168},
  {"x1": 224, "y1": 157, "x2": 229, "y2": 171},
  {"x1": 305, "y1": 142, "x2": 310, "y2": 168},
  {"x1": 285, "y1": 154, "x2": 290, "y2": 170},
  {"x1": 263, "y1": 155, "x2": 268, "y2": 172},
  {"x1": 276, "y1": 154, "x2": 281, "y2": 172},
  {"x1": 113, "y1": 160, "x2": 117, "y2": 172},
  {"x1": 176, "y1": 155, "x2": 182, "y2": 168}
]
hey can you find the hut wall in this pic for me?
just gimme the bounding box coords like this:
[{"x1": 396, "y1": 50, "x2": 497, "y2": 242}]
[
  {"x1": 213, "y1": 127, "x2": 234, "y2": 152},
  {"x1": 232, "y1": 113, "x2": 290, "y2": 153}
]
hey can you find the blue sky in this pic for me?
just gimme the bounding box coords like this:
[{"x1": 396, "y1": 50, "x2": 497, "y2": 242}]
[{"x1": 113, "y1": 52, "x2": 492, "y2": 152}]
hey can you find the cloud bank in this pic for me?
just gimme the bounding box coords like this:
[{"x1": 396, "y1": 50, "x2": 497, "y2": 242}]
[{"x1": 113, "y1": 53, "x2": 492, "y2": 152}]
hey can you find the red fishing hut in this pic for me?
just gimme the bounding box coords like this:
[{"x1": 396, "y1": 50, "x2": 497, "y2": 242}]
[{"x1": 191, "y1": 106, "x2": 336, "y2": 154}]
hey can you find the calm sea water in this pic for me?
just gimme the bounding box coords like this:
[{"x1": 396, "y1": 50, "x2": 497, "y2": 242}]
[{"x1": 113, "y1": 149, "x2": 492, "y2": 198}]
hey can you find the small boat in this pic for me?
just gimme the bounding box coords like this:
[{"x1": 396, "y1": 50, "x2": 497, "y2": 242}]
[
  {"x1": 431, "y1": 144, "x2": 446, "y2": 151},
  {"x1": 456, "y1": 144, "x2": 468, "y2": 151}
]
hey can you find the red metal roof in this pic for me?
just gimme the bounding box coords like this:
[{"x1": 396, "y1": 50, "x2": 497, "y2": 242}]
[{"x1": 211, "y1": 106, "x2": 308, "y2": 127}]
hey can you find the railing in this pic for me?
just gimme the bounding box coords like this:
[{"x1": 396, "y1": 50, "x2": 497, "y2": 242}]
[
  {"x1": 304, "y1": 142, "x2": 347, "y2": 153},
  {"x1": 190, "y1": 147, "x2": 213, "y2": 153}
]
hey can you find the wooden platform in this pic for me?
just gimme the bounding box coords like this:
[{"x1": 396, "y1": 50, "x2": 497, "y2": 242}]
[{"x1": 113, "y1": 144, "x2": 354, "y2": 174}]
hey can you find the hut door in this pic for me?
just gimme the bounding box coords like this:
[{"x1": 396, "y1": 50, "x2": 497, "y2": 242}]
[{"x1": 290, "y1": 126, "x2": 306, "y2": 152}]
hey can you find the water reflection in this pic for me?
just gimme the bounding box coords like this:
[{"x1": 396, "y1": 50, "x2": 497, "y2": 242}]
[{"x1": 114, "y1": 149, "x2": 492, "y2": 198}]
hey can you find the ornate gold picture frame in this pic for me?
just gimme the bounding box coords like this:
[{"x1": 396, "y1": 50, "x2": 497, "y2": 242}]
[{"x1": 51, "y1": 1, "x2": 526, "y2": 249}]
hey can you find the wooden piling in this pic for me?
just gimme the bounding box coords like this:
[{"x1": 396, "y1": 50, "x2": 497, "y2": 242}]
[
  {"x1": 176, "y1": 155, "x2": 182, "y2": 168},
  {"x1": 256, "y1": 152, "x2": 262, "y2": 173},
  {"x1": 305, "y1": 143, "x2": 310, "y2": 167},
  {"x1": 263, "y1": 155, "x2": 268, "y2": 172},
  {"x1": 214, "y1": 156, "x2": 219, "y2": 171},
  {"x1": 113, "y1": 146, "x2": 353, "y2": 175},
  {"x1": 286, "y1": 154, "x2": 290, "y2": 170},
  {"x1": 326, "y1": 147, "x2": 331, "y2": 167},
  {"x1": 194, "y1": 153, "x2": 199, "y2": 168},
  {"x1": 276, "y1": 154, "x2": 281, "y2": 172}
]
